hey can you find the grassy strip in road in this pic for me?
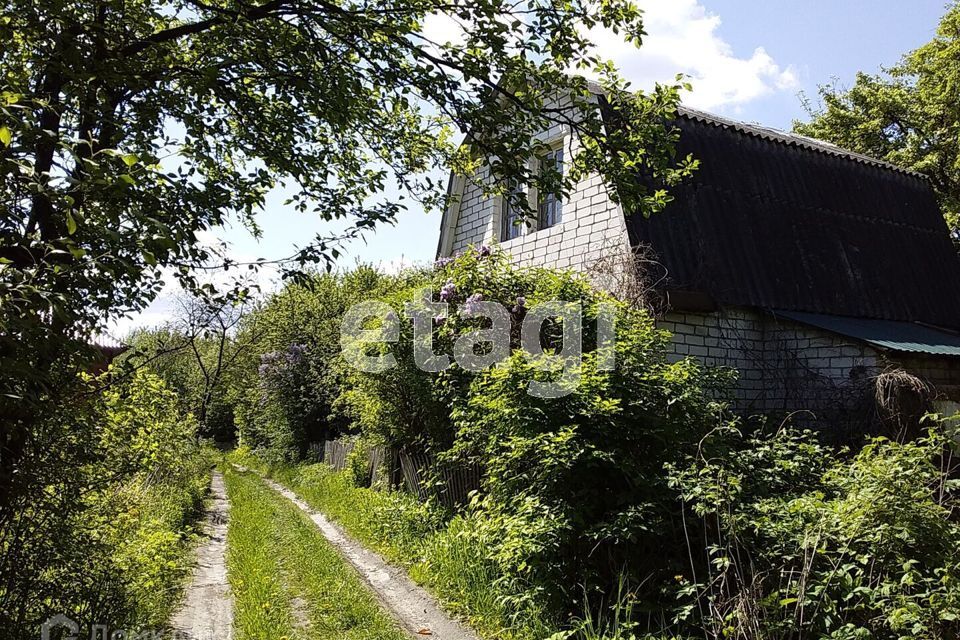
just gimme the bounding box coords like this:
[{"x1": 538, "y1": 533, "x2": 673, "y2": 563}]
[
  {"x1": 227, "y1": 449, "x2": 556, "y2": 640},
  {"x1": 223, "y1": 466, "x2": 408, "y2": 640}
]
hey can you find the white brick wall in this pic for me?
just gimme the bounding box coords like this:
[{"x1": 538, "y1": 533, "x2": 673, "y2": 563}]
[
  {"x1": 664, "y1": 308, "x2": 886, "y2": 414},
  {"x1": 443, "y1": 96, "x2": 631, "y2": 277}
]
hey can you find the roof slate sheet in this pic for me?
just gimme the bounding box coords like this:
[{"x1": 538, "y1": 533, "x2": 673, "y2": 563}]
[{"x1": 622, "y1": 111, "x2": 960, "y2": 330}]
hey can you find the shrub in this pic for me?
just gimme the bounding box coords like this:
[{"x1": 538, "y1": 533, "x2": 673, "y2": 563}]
[
  {"x1": 334, "y1": 247, "x2": 737, "y2": 625},
  {"x1": 444, "y1": 299, "x2": 734, "y2": 620},
  {"x1": 0, "y1": 370, "x2": 212, "y2": 639},
  {"x1": 231, "y1": 266, "x2": 400, "y2": 459},
  {"x1": 337, "y1": 247, "x2": 617, "y2": 451},
  {"x1": 669, "y1": 427, "x2": 960, "y2": 639},
  {"x1": 347, "y1": 436, "x2": 374, "y2": 487}
]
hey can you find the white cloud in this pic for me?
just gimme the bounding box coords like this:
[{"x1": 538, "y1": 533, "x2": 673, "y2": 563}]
[
  {"x1": 588, "y1": 0, "x2": 799, "y2": 112},
  {"x1": 421, "y1": 12, "x2": 465, "y2": 48}
]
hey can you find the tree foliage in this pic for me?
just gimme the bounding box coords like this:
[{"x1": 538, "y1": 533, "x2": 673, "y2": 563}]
[
  {"x1": 0, "y1": 0, "x2": 695, "y2": 511},
  {"x1": 125, "y1": 295, "x2": 258, "y2": 440},
  {"x1": 230, "y1": 266, "x2": 401, "y2": 458},
  {"x1": 794, "y1": 2, "x2": 960, "y2": 240}
]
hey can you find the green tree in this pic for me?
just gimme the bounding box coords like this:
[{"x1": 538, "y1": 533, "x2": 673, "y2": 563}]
[
  {"x1": 230, "y1": 266, "x2": 399, "y2": 458},
  {"x1": 0, "y1": 370, "x2": 211, "y2": 638},
  {"x1": 125, "y1": 294, "x2": 259, "y2": 440},
  {"x1": 794, "y1": 2, "x2": 960, "y2": 240},
  {"x1": 0, "y1": 0, "x2": 695, "y2": 508}
]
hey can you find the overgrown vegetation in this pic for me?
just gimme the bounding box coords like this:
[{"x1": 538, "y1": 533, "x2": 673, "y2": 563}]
[
  {"x1": 224, "y1": 465, "x2": 408, "y2": 640},
  {"x1": 215, "y1": 249, "x2": 960, "y2": 639},
  {"x1": 670, "y1": 427, "x2": 960, "y2": 639},
  {"x1": 0, "y1": 370, "x2": 212, "y2": 638}
]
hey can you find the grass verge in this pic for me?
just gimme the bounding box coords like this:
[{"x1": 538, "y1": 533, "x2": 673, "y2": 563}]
[
  {"x1": 227, "y1": 448, "x2": 557, "y2": 639},
  {"x1": 223, "y1": 465, "x2": 408, "y2": 640}
]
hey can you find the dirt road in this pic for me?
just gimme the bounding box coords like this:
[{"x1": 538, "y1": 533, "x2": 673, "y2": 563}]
[{"x1": 169, "y1": 472, "x2": 233, "y2": 640}]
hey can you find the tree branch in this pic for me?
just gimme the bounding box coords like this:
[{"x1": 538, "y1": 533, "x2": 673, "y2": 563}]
[{"x1": 118, "y1": 0, "x2": 291, "y2": 58}]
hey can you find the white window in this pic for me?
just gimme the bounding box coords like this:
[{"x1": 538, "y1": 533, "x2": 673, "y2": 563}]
[
  {"x1": 537, "y1": 148, "x2": 563, "y2": 229},
  {"x1": 500, "y1": 181, "x2": 524, "y2": 241}
]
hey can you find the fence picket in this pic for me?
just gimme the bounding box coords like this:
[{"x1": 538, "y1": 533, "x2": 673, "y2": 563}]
[{"x1": 319, "y1": 438, "x2": 481, "y2": 508}]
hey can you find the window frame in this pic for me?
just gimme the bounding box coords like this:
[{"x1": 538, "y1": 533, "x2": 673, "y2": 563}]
[
  {"x1": 500, "y1": 179, "x2": 525, "y2": 242},
  {"x1": 537, "y1": 146, "x2": 564, "y2": 230}
]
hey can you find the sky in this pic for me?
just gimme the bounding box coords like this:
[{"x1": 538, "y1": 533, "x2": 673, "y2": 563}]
[{"x1": 111, "y1": 0, "x2": 951, "y2": 336}]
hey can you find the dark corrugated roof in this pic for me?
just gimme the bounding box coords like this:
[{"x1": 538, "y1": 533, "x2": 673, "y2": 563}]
[
  {"x1": 622, "y1": 112, "x2": 960, "y2": 330},
  {"x1": 775, "y1": 311, "x2": 960, "y2": 356},
  {"x1": 580, "y1": 79, "x2": 923, "y2": 177},
  {"x1": 676, "y1": 106, "x2": 925, "y2": 178}
]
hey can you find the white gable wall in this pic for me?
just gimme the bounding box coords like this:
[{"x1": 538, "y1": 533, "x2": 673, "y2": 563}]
[{"x1": 441, "y1": 110, "x2": 631, "y2": 275}]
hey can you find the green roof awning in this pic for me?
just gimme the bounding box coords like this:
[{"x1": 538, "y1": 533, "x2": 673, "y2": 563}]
[{"x1": 774, "y1": 311, "x2": 960, "y2": 357}]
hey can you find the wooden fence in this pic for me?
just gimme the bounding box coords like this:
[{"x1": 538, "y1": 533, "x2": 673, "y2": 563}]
[
  {"x1": 323, "y1": 439, "x2": 355, "y2": 471},
  {"x1": 312, "y1": 438, "x2": 481, "y2": 508}
]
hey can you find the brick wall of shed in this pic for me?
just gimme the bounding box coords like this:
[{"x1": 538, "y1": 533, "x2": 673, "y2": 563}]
[
  {"x1": 662, "y1": 309, "x2": 960, "y2": 426},
  {"x1": 659, "y1": 309, "x2": 766, "y2": 408},
  {"x1": 661, "y1": 309, "x2": 883, "y2": 418},
  {"x1": 760, "y1": 318, "x2": 882, "y2": 420}
]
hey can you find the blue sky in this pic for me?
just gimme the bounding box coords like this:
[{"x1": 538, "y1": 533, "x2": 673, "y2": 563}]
[
  {"x1": 701, "y1": 0, "x2": 946, "y2": 129},
  {"x1": 115, "y1": 0, "x2": 950, "y2": 334}
]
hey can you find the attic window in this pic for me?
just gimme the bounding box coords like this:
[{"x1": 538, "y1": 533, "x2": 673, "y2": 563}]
[
  {"x1": 537, "y1": 148, "x2": 563, "y2": 229},
  {"x1": 501, "y1": 181, "x2": 524, "y2": 241}
]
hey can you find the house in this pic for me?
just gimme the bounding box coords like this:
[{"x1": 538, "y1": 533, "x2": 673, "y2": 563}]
[
  {"x1": 436, "y1": 99, "x2": 960, "y2": 434},
  {"x1": 88, "y1": 335, "x2": 128, "y2": 375}
]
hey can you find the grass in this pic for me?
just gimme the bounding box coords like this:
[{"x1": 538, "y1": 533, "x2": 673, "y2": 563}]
[
  {"x1": 223, "y1": 465, "x2": 408, "y2": 640},
  {"x1": 227, "y1": 448, "x2": 558, "y2": 640}
]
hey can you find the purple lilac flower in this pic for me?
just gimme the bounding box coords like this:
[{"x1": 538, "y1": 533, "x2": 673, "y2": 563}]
[
  {"x1": 286, "y1": 343, "x2": 306, "y2": 363},
  {"x1": 260, "y1": 351, "x2": 281, "y2": 365},
  {"x1": 439, "y1": 279, "x2": 457, "y2": 302},
  {"x1": 462, "y1": 293, "x2": 484, "y2": 315},
  {"x1": 477, "y1": 244, "x2": 491, "y2": 258},
  {"x1": 434, "y1": 256, "x2": 454, "y2": 269},
  {"x1": 433, "y1": 314, "x2": 446, "y2": 326},
  {"x1": 258, "y1": 363, "x2": 271, "y2": 377}
]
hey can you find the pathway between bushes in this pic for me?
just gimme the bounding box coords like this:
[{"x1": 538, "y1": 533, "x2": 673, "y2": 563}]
[
  {"x1": 169, "y1": 472, "x2": 234, "y2": 640},
  {"x1": 243, "y1": 467, "x2": 479, "y2": 640}
]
